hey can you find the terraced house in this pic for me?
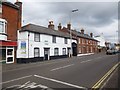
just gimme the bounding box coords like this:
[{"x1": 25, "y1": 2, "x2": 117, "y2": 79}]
[
  {"x1": 58, "y1": 23, "x2": 98, "y2": 54},
  {"x1": 0, "y1": 1, "x2": 22, "y2": 64},
  {"x1": 17, "y1": 22, "x2": 77, "y2": 63}
]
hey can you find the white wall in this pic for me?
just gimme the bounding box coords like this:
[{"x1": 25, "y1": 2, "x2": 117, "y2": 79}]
[{"x1": 17, "y1": 30, "x2": 77, "y2": 58}]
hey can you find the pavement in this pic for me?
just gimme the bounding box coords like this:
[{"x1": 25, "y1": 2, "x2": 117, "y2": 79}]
[{"x1": 1, "y1": 52, "x2": 119, "y2": 90}]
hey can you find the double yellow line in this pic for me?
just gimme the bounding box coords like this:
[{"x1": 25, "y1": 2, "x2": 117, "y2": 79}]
[{"x1": 92, "y1": 62, "x2": 120, "y2": 89}]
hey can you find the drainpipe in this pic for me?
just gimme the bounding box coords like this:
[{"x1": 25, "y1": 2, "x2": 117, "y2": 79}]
[{"x1": 28, "y1": 32, "x2": 30, "y2": 59}]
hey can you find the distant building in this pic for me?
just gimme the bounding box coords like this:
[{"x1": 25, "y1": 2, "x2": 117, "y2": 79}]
[
  {"x1": 0, "y1": 1, "x2": 22, "y2": 64},
  {"x1": 17, "y1": 22, "x2": 77, "y2": 63},
  {"x1": 94, "y1": 34, "x2": 106, "y2": 52}
]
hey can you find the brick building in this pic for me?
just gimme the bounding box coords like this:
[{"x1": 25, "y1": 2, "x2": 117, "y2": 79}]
[
  {"x1": 0, "y1": 1, "x2": 22, "y2": 64},
  {"x1": 58, "y1": 23, "x2": 98, "y2": 55}
]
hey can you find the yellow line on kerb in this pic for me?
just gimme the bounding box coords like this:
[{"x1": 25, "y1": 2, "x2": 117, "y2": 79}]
[{"x1": 92, "y1": 62, "x2": 120, "y2": 89}]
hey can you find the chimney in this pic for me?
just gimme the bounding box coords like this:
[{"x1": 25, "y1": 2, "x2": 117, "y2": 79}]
[
  {"x1": 81, "y1": 28, "x2": 84, "y2": 34},
  {"x1": 67, "y1": 22, "x2": 71, "y2": 30},
  {"x1": 90, "y1": 33, "x2": 93, "y2": 37},
  {"x1": 58, "y1": 23, "x2": 62, "y2": 31},
  {"x1": 48, "y1": 21, "x2": 54, "y2": 30},
  {"x1": 15, "y1": 0, "x2": 22, "y2": 29}
]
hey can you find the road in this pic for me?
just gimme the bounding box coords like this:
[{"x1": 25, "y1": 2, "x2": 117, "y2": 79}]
[{"x1": 1, "y1": 53, "x2": 119, "y2": 90}]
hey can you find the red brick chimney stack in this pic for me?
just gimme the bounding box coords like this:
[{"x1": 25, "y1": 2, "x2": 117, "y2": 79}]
[
  {"x1": 67, "y1": 22, "x2": 71, "y2": 30},
  {"x1": 81, "y1": 28, "x2": 84, "y2": 34},
  {"x1": 48, "y1": 21, "x2": 54, "y2": 30},
  {"x1": 58, "y1": 23, "x2": 62, "y2": 31},
  {"x1": 15, "y1": 0, "x2": 22, "y2": 29},
  {"x1": 90, "y1": 33, "x2": 93, "y2": 37}
]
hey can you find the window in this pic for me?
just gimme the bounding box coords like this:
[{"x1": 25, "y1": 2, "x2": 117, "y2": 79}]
[
  {"x1": 64, "y1": 38, "x2": 67, "y2": 44},
  {"x1": 34, "y1": 33, "x2": 40, "y2": 42},
  {"x1": 54, "y1": 48, "x2": 59, "y2": 56},
  {"x1": 63, "y1": 48, "x2": 66, "y2": 55},
  {"x1": 0, "y1": 21, "x2": 5, "y2": 33},
  {"x1": 52, "y1": 36, "x2": 56, "y2": 43},
  {"x1": 34, "y1": 48, "x2": 39, "y2": 57}
]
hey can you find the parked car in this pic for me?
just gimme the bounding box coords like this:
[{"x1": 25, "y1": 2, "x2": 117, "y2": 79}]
[{"x1": 106, "y1": 49, "x2": 116, "y2": 55}]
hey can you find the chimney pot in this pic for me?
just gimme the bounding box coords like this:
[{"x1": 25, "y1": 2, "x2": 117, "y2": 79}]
[
  {"x1": 81, "y1": 29, "x2": 84, "y2": 34},
  {"x1": 90, "y1": 33, "x2": 93, "y2": 37},
  {"x1": 67, "y1": 23, "x2": 71, "y2": 30},
  {"x1": 48, "y1": 21, "x2": 54, "y2": 30},
  {"x1": 58, "y1": 23, "x2": 62, "y2": 31}
]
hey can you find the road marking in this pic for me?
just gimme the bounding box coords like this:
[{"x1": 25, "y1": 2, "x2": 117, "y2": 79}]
[
  {"x1": 50, "y1": 64, "x2": 74, "y2": 71},
  {"x1": 92, "y1": 62, "x2": 120, "y2": 89},
  {"x1": 34, "y1": 74, "x2": 87, "y2": 89},
  {"x1": 80, "y1": 56, "x2": 108, "y2": 64},
  {"x1": 80, "y1": 60, "x2": 92, "y2": 63},
  {"x1": 2, "y1": 58, "x2": 78, "y2": 73},
  {"x1": 4, "y1": 81, "x2": 49, "y2": 89},
  {"x1": 0, "y1": 75, "x2": 32, "y2": 85}
]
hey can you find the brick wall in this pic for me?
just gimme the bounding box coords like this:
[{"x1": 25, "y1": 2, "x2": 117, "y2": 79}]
[{"x1": 2, "y1": 2, "x2": 22, "y2": 41}]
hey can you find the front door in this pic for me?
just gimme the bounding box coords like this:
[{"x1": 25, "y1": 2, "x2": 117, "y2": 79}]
[
  {"x1": 6, "y1": 47, "x2": 14, "y2": 63},
  {"x1": 44, "y1": 48, "x2": 50, "y2": 60},
  {"x1": 67, "y1": 48, "x2": 71, "y2": 57}
]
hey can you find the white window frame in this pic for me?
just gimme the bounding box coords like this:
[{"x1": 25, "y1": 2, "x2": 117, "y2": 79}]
[
  {"x1": 52, "y1": 36, "x2": 56, "y2": 43},
  {"x1": 34, "y1": 33, "x2": 40, "y2": 42},
  {"x1": 34, "y1": 48, "x2": 40, "y2": 57},
  {"x1": 63, "y1": 48, "x2": 66, "y2": 55},
  {"x1": 54, "y1": 48, "x2": 59, "y2": 56}
]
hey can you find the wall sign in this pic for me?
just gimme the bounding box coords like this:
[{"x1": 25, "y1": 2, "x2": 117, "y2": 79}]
[{"x1": 21, "y1": 41, "x2": 26, "y2": 54}]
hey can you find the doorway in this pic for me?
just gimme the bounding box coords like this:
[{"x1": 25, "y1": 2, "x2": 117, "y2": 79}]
[
  {"x1": 72, "y1": 42, "x2": 77, "y2": 56},
  {"x1": 44, "y1": 48, "x2": 50, "y2": 60}
]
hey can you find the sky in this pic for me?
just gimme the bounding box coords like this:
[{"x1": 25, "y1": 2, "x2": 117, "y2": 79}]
[{"x1": 7, "y1": 0, "x2": 119, "y2": 43}]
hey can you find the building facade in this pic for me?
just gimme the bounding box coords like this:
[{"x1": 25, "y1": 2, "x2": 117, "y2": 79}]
[
  {"x1": 0, "y1": 1, "x2": 22, "y2": 64},
  {"x1": 17, "y1": 23, "x2": 77, "y2": 63},
  {"x1": 58, "y1": 23, "x2": 98, "y2": 54}
]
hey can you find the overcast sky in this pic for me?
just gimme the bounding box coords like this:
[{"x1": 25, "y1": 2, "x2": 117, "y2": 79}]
[{"x1": 8, "y1": 0, "x2": 119, "y2": 43}]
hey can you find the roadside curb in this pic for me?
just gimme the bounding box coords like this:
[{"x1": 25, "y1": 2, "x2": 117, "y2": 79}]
[{"x1": 92, "y1": 62, "x2": 120, "y2": 89}]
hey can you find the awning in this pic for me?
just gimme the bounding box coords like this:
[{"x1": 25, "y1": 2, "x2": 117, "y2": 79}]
[{"x1": 0, "y1": 40, "x2": 17, "y2": 46}]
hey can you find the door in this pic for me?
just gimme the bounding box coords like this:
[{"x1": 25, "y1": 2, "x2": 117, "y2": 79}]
[
  {"x1": 67, "y1": 47, "x2": 71, "y2": 57},
  {"x1": 44, "y1": 48, "x2": 50, "y2": 60},
  {"x1": 6, "y1": 47, "x2": 14, "y2": 64}
]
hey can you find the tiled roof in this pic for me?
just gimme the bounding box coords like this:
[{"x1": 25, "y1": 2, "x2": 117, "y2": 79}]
[
  {"x1": 20, "y1": 24, "x2": 71, "y2": 38},
  {"x1": 62, "y1": 27, "x2": 98, "y2": 41}
]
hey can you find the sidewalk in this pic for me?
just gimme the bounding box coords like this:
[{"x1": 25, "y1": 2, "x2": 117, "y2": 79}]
[{"x1": 77, "y1": 53, "x2": 94, "y2": 56}]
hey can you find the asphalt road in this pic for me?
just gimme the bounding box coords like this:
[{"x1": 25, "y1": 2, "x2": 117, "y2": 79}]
[{"x1": 1, "y1": 53, "x2": 119, "y2": 90}]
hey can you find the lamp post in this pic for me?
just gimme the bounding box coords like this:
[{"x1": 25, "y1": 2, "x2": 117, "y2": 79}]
[{"x1": 69, "y1": 9, "x2": 78, "y2": 57}]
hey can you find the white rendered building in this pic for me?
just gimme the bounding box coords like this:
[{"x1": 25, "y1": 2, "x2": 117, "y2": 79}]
[{"x1": 17, "y1": 23, "x2": 77, "y2": 63}]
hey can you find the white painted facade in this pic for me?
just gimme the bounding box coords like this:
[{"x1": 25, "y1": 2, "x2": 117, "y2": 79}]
[
  {"x1": 17, "y1": 30, "x2": 77, "y2": 60},
  {"x1": 94, "y1": 34, "x2": 106, "y2": 47}
]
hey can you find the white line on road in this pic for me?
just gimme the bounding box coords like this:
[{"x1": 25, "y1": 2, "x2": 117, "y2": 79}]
[
  {"x1": 0, "y1": 75, "x2": 32, "y2": 85},
  {"x1": 34, "y1": 74, "x2": 87, "y2": 89},
  {"x1": 80, "y1": 60, "x2": 92, "y2": 63},
  {"x1": 80, "y1": 56, "x2": 108, "y2": 64},
  {"x1": 50, "y1": 64, "x2": 74, "y2": 71}
]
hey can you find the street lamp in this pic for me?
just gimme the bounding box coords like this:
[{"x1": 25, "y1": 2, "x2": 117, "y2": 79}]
[{"x1": 69, "y1": 9, "x2": 78, "y2": 57}]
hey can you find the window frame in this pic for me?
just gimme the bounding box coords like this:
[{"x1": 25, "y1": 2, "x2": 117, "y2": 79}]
[
  {"x1": 62, "y1": 48, "x2": 66, "y2": 55},
  {"x1": 34, "y1": 48, "x2": 40, "y2": 57},
  {"x1": 52, "y1": 36, "x2": 56, "y2": 43},
  {"x1": 54, "y1": 48, "x2": 59, "y2": 56},
  {"x1": 34, "y1": 33, "x2": 40, "y2": 42},
  {"x1": 64, "y1": 38, "x2": 68, "y2": 44}
]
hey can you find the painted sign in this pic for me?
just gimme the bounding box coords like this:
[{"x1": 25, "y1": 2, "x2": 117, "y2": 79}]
[{"x1": 21, "y1": 41, "x2": 26, "y2": 54}]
